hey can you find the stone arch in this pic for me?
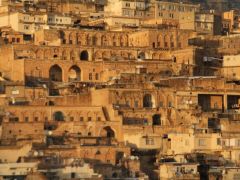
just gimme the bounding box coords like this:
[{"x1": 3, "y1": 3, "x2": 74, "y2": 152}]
[
  {"x1": 121, "y1": 51, "x2": 129, "y2": 60},
  {"x1": 120, "y1": 34, "x2": 128, "y2": 47},
  {"x1": 69, "y1": 32, "x2": 76, "y2": 44},
  {"x1": 95, "y1": 33, "x2": 102, "y2": 46},
  {"x1": 99, "y1": 126, "x2": 115, "y2": 138},
  {"x1": 88, "y1": 126, "x2": 93, "y2": 136},
  {"x1": 170, "y1": 35, "x2": 174, "y2": 48},
  {"x1": 68, "y1": 65, "x2": 81, "y2": 81},
  {"x1": 152, "y1": 53, "x2": 159, "y2": 60},
  {"x1": 62, "y1": 49, "x2": 68, "y2": 60},
  {"x1": 66, "y1": 111, "x2": 75, "y2": 121},
  {"x1": 106, "y1": 35, "x2": 112, "y2": 46},
  {"x1": 70, "y1": 50, "x2": 76, "y2": 60},
  {"x1": 111, "y1": 51, "x2": 120, "y2": 61},
  {"x1": 102, "y1": 51, "x2": 110, "y2": 60},
  {"x1": 178, "y1": 34, "x2": 185, "y2": 48},
  {"x1": 113, "y1": 34, "x2": 119, "y2": 46},
  {"x1": 94, "y1": 51, "x2": 102, "y2": 60},
  {"x1": 158, "y1": 93, "x2": 166, "y2": 107},
  {"x1": 59, "y1": 30, "x2": 65, "y2": 39},
  {"x1": 86, "y1": 111, "x2": 94, "y2": 121},
  {"x1": 49, "y1": 64, "x2": 62, "y2": 82},
  {"x1": 138, "y1": 52, "x2": 145, "y2": 60},
  {"x1": 101, "y1": 35, "x2": 107, "y2": 46},
  {"x1": 53, "y1": 111, "x2": 65, "y2": 121},
  {"x1": 129, "y1": 53, "x2": 135, "y2": 60},
  {"x1": 33, "y1": 111, "x2": 42, "y2": 122},
  {"x1": 44, "y1": 49, "x2": 51, "y2": 59},
  {"x1": 76, "y1": 33, "x2": 82, "y2": 45},
  {"x1": 86, "y1": 34, "x2": 92, "y2": 46},
  {"x1": 80, "y1": 50, "x2": 89, "y2": 61},
  {"x1": 159, "y1": 53, "x2": 164, "y2": 60},
  {"x1": 163, "y1": 35, "x2": 170, "y2": 48},
  {"x1": 53, "y1": 54, "x2": 58, "y2": 59},
  {"x1": 167, "y1": 95, "x2": 174, "y2": 107},
  {"x1": 36, "y1": 49, "x2": 44, "y2": 59},
  {"x1": 92, "y1": 34, "x2": 97, "y2": 46},
  {"x1": 143, "y1": 93, "x2": 155, "y2": 108},
  {"x1": 22, "y1": 111, "x2": 31, "y2": 122},
  {"x1": 157, "y1": 34, "x2": 163, "y2": 48}
]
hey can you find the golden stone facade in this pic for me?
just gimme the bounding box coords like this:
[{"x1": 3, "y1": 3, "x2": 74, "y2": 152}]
[{"x1": 1, "y1": 0, "x2": 240, "y2": 179}]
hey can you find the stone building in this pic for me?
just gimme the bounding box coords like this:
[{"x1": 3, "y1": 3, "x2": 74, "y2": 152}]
[{"x1": 1, "y1": 0, "x2": 240, "y2": 179}]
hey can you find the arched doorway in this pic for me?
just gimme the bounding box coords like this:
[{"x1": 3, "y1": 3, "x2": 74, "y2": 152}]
[
  {"x1": 100, "y1": 126, "x2": 115, "y2": 138},
  {"x1": 143, "y1": 94, "x2": 154, "y2": 108},
  {"x1": 49, "y1": 65, "x2": 62, "y2": 82},
  {"x1": 68, "y1": 65, "x2": 81, "y2": 81},
  {"x1": 80, "y1": 50, "x2": 89, "y2": 61},
  {"x1": 53, "y1": 111, "x2": 64, "y2": 121}
]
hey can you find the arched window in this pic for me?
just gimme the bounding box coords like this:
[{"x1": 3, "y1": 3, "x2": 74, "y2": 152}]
[
  {"x1": 49, "y1": 65, "x2": 62, "y2": 82},
  {"x1": 100, "y1": 126, "x2": 115, "y2": 138},
  {"x1": 101, "y1": 35, "x2": 107, "y2": 46},
  {"x1": 170, "y1": 35, "x2": 174, "y2": 48},
  {"x1": 138, "y1": 52, "x2": 145, "y2": 60},
  {"x1": 80, "y1": 50, "x2": 89, "y2": 61},
  {"x1": 143, "y1": 94, "x2": 153, "y2": 108},
  {"x1": 68, "y1": 65, "x2": 81, "y2": 81},
  {"x1": 53, "y1": 111, "x2": 64, "y2": 121},
  {"x1": 62, "y1": 50, "x2": 67, "y2": 60},
  {"x1": 70, "y1": 50, "x2": 75, "y2": 60}
]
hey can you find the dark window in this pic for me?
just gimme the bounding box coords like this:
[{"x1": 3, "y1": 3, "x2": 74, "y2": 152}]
[
  {"x1": 25, "y1": 117, "x2": 29, "y2": 122},
  {"x1": 95, "y1": 73, "x2": 99, "y2": 80},
  {"x1": 80, "y1": 51, "x2": 89, "y2": 61},
  {"x1": 89, "y1": 73, "x2": 92, "y2": 80}
]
